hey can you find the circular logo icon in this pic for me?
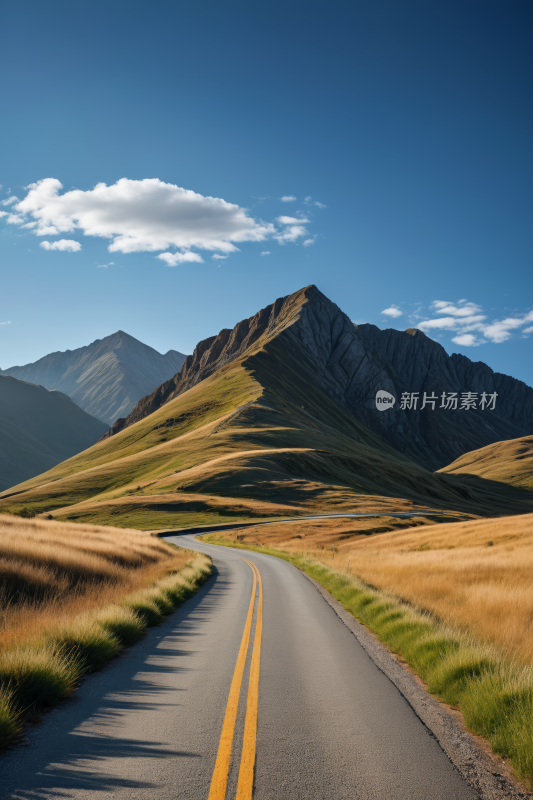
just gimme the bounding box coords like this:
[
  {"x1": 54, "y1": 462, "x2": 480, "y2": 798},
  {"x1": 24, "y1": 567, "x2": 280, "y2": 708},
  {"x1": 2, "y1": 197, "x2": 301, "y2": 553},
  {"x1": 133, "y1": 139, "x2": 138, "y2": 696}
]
[{"x1": 375, "y1": 390, "x2": 396, "y2": 411}]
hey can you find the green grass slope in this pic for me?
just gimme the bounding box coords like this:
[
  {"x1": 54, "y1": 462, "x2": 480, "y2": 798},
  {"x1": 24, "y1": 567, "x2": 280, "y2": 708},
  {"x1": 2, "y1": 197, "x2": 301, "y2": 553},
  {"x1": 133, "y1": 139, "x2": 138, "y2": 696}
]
[
  {"x1": 2, "y1": 317, "x2": 532, "y2": 528},
  {"x1": 0, "y1": 376, "x2": 109, "y2": 492}
]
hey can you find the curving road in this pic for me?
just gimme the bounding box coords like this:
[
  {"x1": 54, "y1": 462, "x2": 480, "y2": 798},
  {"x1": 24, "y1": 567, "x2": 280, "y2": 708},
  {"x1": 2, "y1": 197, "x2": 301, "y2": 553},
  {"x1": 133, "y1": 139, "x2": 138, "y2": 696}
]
[{"x1": 0, "y1": 527, "x2": 479, "y2": 800}]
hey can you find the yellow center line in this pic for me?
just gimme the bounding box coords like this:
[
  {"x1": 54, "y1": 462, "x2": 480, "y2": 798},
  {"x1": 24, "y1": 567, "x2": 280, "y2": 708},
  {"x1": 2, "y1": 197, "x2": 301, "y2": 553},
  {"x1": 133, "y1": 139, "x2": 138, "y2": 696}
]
[
  {"x1": 208, "y1": 560, "x2": 257, "y2": 800},
  {"x1": 236, "y1": 560, "x2": 263, "y2": 800}
]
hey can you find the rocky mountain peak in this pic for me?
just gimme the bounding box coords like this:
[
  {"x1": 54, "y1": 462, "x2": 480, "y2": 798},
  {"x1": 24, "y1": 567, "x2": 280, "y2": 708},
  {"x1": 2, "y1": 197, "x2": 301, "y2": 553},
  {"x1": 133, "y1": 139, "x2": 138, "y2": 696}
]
[{"x1": 102, "y1": 285, "x2": 533, "y2": 469}]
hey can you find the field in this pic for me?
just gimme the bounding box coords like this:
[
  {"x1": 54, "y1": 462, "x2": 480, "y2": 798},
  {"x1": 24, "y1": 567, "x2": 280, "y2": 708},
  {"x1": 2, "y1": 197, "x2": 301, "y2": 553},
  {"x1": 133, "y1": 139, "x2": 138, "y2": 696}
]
[
  {"x1": 0, "y1": 514, "x2": 211, "y2": 747},
  {"x1": 213, "y1": 512, "x2": 533, "y2": 662}
]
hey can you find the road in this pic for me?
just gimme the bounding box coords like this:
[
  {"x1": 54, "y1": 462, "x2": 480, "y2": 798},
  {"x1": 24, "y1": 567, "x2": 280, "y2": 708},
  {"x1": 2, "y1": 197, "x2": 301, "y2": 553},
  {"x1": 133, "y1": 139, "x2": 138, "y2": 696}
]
[{"x1": 0, "y1": 527, "x2": 479, "y2": 800}]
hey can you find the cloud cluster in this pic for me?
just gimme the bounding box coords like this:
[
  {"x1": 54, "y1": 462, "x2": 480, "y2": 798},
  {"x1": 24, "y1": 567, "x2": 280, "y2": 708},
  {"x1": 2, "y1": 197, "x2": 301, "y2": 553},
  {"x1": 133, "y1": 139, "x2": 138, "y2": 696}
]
[
  {"x1": 40, "y1": 239, "x2": 82, "y2": 252},
  {"x1": 381, "y1": 305, "x2": 403, "y2": 318},
  {"x1": 273, "y1": 215, "x2": 309, "y2": 244},
  {"x1": 304, "y1": 196, "x2": 327, "y2": 208},
  {"x1": 1, "y1": 178, "x2": 325, "y2": 263},
  {"x1": 414, "y1": 300, "x2": 533, "y2": 345}
]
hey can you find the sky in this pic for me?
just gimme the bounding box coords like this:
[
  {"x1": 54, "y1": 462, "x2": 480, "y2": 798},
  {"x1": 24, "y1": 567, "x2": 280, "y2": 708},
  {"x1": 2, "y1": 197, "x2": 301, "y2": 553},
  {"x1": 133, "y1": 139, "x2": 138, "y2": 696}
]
[{"x1": 1, "y1": 0, "x2": 532, "y2": 386}]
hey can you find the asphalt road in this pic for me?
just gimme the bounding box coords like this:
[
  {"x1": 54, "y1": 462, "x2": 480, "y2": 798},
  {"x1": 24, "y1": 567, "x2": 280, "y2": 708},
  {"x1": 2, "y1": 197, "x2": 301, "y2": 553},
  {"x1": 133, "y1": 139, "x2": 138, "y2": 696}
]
[{"x1": 0, "y1": 530, "x2": 479, "y2": 800}]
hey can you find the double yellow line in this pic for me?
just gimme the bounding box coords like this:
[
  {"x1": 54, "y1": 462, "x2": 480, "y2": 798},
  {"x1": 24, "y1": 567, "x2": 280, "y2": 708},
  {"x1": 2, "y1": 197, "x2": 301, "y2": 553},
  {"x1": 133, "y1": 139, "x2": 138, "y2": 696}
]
[{"x1": 208, "y1": 557, "x2": 263, "y2": 800}]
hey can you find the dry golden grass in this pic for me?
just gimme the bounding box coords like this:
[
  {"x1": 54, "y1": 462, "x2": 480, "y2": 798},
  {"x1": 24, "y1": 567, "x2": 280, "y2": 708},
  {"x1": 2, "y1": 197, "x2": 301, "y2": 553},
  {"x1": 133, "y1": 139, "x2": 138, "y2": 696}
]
[
  {"x1": 223, "y1": 513, "x2": 533, "y2": 662},
  {"x1": 440, "y1": 434, "x2": 533, "y2": 491},
  {"x1": 0, "y1": 513, "x2": 192, "y2": 650}
]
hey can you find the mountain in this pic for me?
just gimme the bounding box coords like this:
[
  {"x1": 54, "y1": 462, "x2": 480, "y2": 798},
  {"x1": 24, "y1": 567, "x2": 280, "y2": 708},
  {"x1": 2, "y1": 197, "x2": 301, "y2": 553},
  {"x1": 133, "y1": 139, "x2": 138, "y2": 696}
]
[
  {"x1": 2, "y1": 286, "x2": 532, "y2": 528},
  {"x1": 0, "y1": 375, "x2": 108, "y2": 491},
  {"x1": 439, "y1": 435, "x2": 533, "y2": 492},
  {"x1": 1, "y1": 331, "x2": 187, "y2": 426},
  {"x1": 104, "y1": 285, "x2": 533, "y2": 470}
]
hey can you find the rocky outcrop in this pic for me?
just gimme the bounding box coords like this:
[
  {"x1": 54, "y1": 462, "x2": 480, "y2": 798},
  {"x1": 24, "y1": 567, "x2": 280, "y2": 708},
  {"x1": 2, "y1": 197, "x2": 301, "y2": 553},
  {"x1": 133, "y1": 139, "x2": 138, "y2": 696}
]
[
  {"x1": 102, "y1": 286, "x2": 533, "y2": 469},
  {"x1": 2, "y1": 331, "x2": 187, "y2": 425},
  {"x1": 271, "y1": 287, "x2": 533, "y2": 468}
]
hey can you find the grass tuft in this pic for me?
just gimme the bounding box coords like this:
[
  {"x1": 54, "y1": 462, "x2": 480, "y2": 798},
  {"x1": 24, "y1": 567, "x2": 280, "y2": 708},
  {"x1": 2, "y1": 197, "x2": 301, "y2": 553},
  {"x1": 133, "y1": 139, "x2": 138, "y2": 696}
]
[
  {"x1": 0, "y1": 688, "x2": 22, "y2": 748},
  {"x1": 122, "y1": 596, "x2": 163, "y2": 627},
  {"x1": 96, "y1": 606, "x2": 147, "y2": 646},
  {"x1": 51, "y1": 620, "x2": 122, "y2": 673},
  {"x1": 0, "y1": 645, "x2": 82, "y2": 714}
]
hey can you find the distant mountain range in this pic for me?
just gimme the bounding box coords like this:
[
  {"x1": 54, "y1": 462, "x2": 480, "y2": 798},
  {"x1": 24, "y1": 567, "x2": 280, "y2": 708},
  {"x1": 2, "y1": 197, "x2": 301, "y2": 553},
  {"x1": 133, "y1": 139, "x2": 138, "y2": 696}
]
[
  {"x1": 0, "y1": 376, "x2": 108, "y2": 491},
  {"x1": 1, "y1": 331, "x2": 187, "y2": 426},
  {"x1": 2, "y1": 285, "x2": 531, "y2": 527}
]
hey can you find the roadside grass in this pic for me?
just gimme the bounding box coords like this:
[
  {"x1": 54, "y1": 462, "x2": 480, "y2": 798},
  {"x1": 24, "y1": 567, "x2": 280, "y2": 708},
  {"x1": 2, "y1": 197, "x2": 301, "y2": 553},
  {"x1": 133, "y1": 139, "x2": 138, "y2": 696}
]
[
  {"x1": 0, "y1": 556, "x2": 211, "y2": 750},
  {"x1": 203, "y1": 534, "x2": 533, "y2": 789},
  {"x1": 0, "y1": 514, "x2": 212, "y2": 751}
]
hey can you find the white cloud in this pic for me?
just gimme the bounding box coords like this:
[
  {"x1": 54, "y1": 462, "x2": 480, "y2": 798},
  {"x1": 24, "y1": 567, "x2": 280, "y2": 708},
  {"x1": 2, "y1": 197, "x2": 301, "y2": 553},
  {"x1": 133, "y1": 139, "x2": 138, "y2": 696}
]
[
  {"x1": 157, "y1": 251, "x2": 204, "y2": 266},
  {"x1": 274, "y1": 225, "x2": 308, "y2": 244},
  {"x1": 280, "y1": 195, "x2": 296, "y2": 202},
  {"x1": 10, "y1": 178, "x2": 275, "y2": 257},
  {"x1": 452, "y1": 333, "x2": 480, "y2": 346},
  {"x1": 381, "y1": 306, "x2": 403, "y2": 318},
  {"x1": 304, "y1": 196, "x2": 313, "y2": 204},
  {"x1": 276, "y1": 215, "x2": 309, "y2": 225},
  {"x1": 273, "y1": 215, "x2": 309, "y2": 244},
  {"x1": 483, "y1": 318, "x2": 524, "y2": 343},
  {"x1": 97, "y1": 262, "x2": 114, "y2": 268},
  {"x1": 414, "y1": 300, "x2": 533, "y2": 345},
  {"x1": 314, "y1": 201, "x2": 327, "y2": 208},
  {"x1": 430, "y1": 300, "x2": 483, "y2": 317},
  {"x1": 3, "y1": 178, "x2": 323, "y2": 259},
  {"x1": 303, "y1": 238, "x2": 316, "y2": 247},
  {"x1": 261, "y1": 251, "x2": 271, "y2": 256},
  {"x1": 211, "y1": 253, "x2": 228, "y2": 260},
  {"x1": 523, "y1": 325, "x2": 533, "y2": 335},
  {"x1": 0, "y1": 321, "x2": 11, "y2": 325},
  {"x1": 1, "y1": 196, "x2": 19, "y2": 206},
  {"x1": 40, "y1": 239, "x2": 82, "y2": 252}
]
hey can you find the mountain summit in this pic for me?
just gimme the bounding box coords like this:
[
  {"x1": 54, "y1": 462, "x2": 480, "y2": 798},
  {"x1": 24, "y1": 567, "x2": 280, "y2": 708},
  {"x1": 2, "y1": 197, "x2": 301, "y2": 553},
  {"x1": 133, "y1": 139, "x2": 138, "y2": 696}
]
[
  {"x1": 1, "y1": 331, "x2": 187, "y2": 426},
  {"x1": 104, "y1": 285, "x2": 533, "y2": 469}
]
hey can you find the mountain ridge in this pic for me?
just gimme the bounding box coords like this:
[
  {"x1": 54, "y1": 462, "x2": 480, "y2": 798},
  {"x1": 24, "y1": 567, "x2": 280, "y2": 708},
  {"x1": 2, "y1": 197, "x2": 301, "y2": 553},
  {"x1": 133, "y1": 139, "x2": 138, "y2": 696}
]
[
  {"x1": 1, "y1": 330, "x2": 187, "y2": 426},
  {"x1": 103, "y1": 285, "x2": 533, "y2": 469},
  {"x1": 1, "y1": 285, "x2": 531, "y2": 529}
]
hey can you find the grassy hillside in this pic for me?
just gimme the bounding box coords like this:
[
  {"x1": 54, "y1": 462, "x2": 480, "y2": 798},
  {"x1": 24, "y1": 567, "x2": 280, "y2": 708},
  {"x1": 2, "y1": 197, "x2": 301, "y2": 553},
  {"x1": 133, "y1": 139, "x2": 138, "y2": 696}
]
[
  {"x1": 0, "y1": 513, "x2": 211, "y2": 749},
  {"x1": 2, "y1": 310, "x2": 532, "y2": 528},
  {"x1": 0, "y1": 376, "x2": 108, "y2": 492},
  {"x1": 439, "y1": 434, "x2": 533, "y2": 491}
]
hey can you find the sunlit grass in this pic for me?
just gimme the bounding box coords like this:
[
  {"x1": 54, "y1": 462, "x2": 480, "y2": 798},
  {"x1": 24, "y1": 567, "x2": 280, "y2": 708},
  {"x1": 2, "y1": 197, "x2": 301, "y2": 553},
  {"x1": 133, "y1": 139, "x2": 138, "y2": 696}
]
[
  {"x1": 205, "y1": 533, "x2": 533, "y2": 789},
  {"x1": 0, "y1": 514, "x2": 212, "y2": 750}
]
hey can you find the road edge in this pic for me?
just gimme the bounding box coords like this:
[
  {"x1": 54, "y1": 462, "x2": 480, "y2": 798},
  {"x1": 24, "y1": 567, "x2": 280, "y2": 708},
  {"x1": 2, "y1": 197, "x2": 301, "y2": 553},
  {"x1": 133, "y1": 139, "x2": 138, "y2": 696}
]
[{"x1": 302, "y1": 571, "x2": 531, "y2": 800}]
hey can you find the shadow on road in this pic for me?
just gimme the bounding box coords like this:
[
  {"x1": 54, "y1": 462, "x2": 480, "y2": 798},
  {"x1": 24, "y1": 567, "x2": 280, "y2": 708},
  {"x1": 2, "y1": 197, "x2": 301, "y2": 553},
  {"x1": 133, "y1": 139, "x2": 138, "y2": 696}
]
[{"x1": 1, "y1": 568, "x2": 231, "y2": 798}]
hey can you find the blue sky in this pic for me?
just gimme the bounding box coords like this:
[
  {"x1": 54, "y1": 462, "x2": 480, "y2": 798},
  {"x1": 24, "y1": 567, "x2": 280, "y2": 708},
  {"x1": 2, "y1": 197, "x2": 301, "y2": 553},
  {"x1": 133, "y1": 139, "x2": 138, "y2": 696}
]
[{"x1": 1, "y1": 0, "x2": 532, "y2": 386}]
